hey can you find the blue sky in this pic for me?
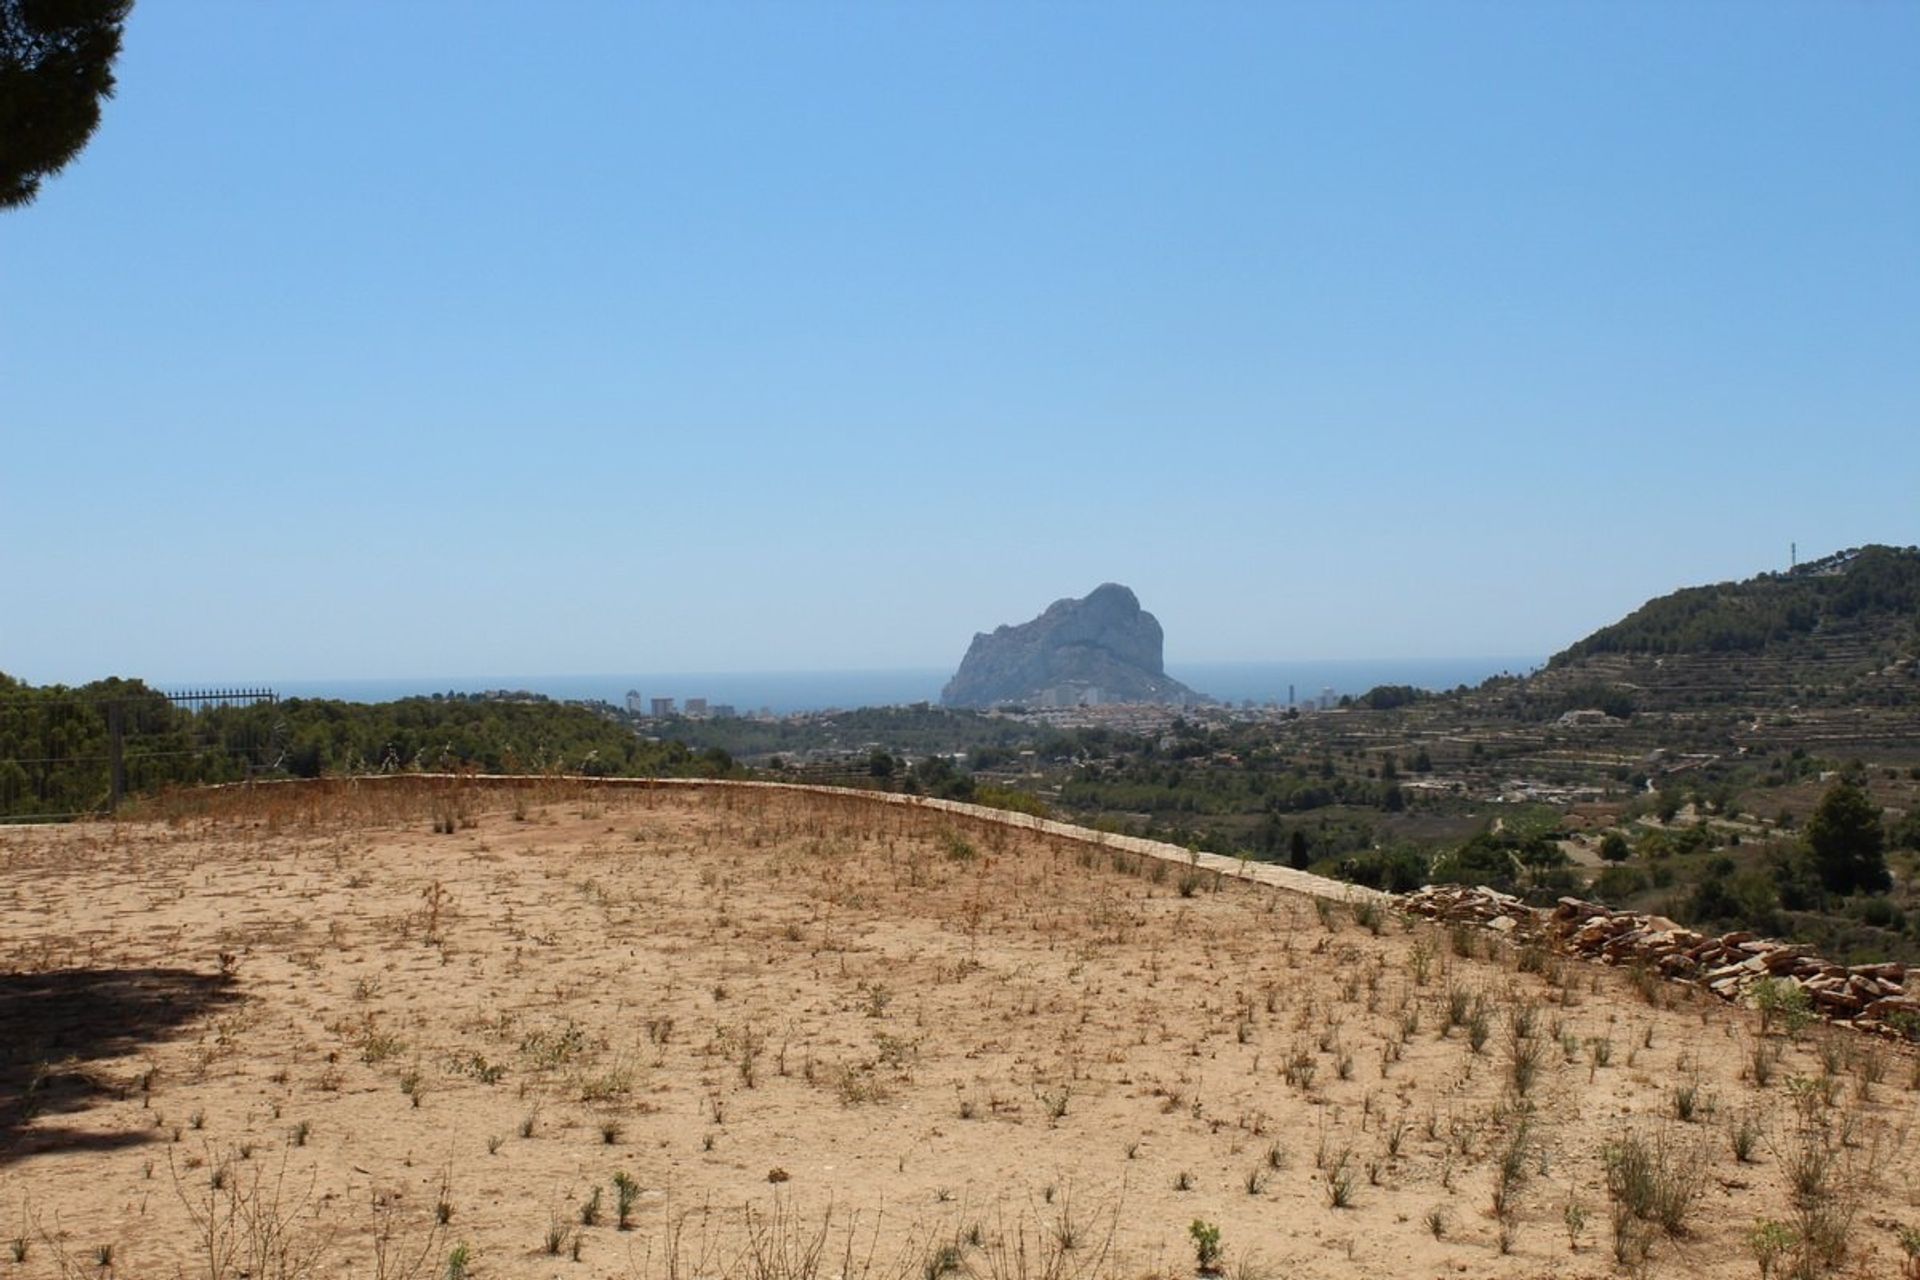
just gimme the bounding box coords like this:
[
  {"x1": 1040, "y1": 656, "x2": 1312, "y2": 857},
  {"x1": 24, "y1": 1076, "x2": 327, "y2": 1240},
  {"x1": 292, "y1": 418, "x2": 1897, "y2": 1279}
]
[{"x1": 3, "y1": 2, "x2": 1915, "y2": 685}]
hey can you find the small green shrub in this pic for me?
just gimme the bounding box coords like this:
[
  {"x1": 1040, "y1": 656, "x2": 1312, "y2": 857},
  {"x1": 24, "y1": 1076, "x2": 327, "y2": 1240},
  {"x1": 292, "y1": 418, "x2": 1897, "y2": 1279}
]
[
  {"x1": 1731, "y1": 1111, "x2": 1762, "y2": 1163},
  {"x1": 1747, "y1": 1219, "x2": 1795, "y2": 1280},
  {"x1": 1189, "y1": 1219, "x2": 1223, "y2": 1274},
  {"x1": 1751, "y1": 979, "x2": 1814, "y2": 1036},
  {"x1": 613, "y1": 1171, "x2": 639, "y2": 1230}
]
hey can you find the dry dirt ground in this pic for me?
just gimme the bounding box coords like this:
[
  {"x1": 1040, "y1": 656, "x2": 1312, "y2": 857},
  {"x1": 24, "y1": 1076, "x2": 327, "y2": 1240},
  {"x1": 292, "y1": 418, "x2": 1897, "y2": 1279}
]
[{"x1": 2, "y1": 779, "x2": 1917, "y2": 1280}]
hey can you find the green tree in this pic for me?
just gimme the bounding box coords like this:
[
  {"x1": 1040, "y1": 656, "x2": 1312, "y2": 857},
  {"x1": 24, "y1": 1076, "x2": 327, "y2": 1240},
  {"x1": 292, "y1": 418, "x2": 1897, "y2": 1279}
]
[
  {"x1": 1598, "y1": 831, "x2": 1631, "y2": 863},
  {"x1": 1360, "y1": 684, "x2": 1420, "y2": 711},
  {"x1": 911, "y1": 753, "x2": 973, "y2": 801},
  {"x1": 1803, "y1": 777, "x2": 1889, "y2": 895},
  {"x1": 1, "y1": 0, "x2": 132, "y2": 209},
  {"x1": 1682, "y1": 856, "x2": 1742, "y2": 925},
  {"x1": 1431, "y1": 830, "x2": 1572, "y2": 899}
]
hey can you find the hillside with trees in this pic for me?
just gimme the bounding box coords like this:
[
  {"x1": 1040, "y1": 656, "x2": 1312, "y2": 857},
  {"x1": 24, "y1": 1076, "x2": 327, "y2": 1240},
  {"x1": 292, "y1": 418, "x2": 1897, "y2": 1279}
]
[
  {"x1": 0, "y1": 674, "x2": 734, "y2": 819},
  {"x1": 1553, "y1": 545, "x2": 1920, "y2": 663},
  {"x1": 1534, "y1": 545, "x2": 1920, "y2": 711}
]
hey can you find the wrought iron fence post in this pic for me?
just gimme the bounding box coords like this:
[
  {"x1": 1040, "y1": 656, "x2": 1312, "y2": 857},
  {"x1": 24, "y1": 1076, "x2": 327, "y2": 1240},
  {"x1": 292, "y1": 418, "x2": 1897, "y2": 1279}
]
[{"x1": 108, "y1": 700, "x2": 126, "y2": 812}]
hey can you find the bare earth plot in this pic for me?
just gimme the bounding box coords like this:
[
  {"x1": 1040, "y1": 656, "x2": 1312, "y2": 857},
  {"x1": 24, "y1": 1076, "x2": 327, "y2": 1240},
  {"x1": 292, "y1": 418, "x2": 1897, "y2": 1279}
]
[{"x1": 2, "y1": 779, "x2": 1916, "y2": 1279}]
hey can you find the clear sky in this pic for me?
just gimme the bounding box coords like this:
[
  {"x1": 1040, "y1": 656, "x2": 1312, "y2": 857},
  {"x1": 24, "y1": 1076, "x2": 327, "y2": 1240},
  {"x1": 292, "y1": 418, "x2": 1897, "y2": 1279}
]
[{"x1": 3, "y1": 2, "x2": 1916, "y2": 685}]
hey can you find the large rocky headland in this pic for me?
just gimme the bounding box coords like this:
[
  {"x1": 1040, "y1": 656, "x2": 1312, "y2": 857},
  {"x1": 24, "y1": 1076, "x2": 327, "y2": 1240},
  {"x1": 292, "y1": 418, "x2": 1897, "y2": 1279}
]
[{"x1": 940, "y1": 582, "x2": 1204, "y2": 709}]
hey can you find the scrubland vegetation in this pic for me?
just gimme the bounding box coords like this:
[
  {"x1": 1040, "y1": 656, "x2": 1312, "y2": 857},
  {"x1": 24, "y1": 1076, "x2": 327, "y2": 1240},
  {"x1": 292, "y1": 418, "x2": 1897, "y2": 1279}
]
[{"x1": 0, "y1": 676, "x2": 740, "y2": 818}]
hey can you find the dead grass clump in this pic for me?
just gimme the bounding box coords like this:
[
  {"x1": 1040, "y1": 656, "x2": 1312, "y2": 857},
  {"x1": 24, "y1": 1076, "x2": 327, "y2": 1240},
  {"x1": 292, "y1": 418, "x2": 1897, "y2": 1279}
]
[
  {"x1": 1765, "y1": 1075, "x2": 1893, "y2": 1276},
  {"x1": 1321, "y1": 1146, "x2": 1356, "y2": 1209},
  {"x1": 171, "y1": 1149, "x2": 332, "y2": 1280},
  {"x1": 1603, "y1": 1125, "x2": 1708, "y2": 1240}
]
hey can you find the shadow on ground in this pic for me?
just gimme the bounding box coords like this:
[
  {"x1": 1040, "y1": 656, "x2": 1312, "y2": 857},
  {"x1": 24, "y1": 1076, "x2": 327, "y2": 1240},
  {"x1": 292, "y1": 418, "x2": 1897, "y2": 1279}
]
[{"x1": 0, "y1": 967, "x2": 241, "y2": 1164}]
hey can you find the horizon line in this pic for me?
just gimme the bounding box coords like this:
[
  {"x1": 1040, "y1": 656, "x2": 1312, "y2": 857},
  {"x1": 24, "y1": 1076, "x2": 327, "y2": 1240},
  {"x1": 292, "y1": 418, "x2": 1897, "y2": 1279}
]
[{"x1": 129, "y1": 654, "x2": 1548, "y2": 688}]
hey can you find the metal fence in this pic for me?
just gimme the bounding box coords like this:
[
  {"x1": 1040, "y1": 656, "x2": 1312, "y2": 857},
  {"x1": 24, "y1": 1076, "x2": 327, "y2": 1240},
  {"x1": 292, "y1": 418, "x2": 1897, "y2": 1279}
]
[{"x1": 0, "y1": 688, "x2": 279, "y2": 821}]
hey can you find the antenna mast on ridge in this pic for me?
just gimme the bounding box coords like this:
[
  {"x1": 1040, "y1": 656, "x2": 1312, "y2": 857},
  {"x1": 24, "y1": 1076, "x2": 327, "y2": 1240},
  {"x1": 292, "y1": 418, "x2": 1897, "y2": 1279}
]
[{"x1": 1791, "y1": 542, "x2": 1797, "y2": 570}]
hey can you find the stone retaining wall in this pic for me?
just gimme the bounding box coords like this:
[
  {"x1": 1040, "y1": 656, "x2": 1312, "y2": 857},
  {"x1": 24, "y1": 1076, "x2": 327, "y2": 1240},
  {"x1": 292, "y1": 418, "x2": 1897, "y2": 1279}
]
[{"x1": 1404, "y1": 884, "x2": 1917, "y2": 1037}]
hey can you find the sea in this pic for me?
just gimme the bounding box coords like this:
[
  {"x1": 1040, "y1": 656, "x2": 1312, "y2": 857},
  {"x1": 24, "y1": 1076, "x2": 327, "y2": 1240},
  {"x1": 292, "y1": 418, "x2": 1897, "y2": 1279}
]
[{"x1": 203, "y1": 657, "x2": 1543, "y2": 715}]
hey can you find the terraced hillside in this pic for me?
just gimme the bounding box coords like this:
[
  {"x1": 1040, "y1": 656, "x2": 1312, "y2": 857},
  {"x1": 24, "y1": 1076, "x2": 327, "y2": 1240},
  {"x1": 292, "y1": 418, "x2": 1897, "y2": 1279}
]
[{"x1": 1536, "y1": 546, "x2": 1920, "y2": 714}]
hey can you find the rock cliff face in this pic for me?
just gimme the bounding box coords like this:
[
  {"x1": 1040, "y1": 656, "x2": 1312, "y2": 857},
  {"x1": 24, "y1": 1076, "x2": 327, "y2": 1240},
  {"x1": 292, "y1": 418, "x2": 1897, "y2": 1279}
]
[{"x1": 940, "y1": 584, "x2": 1203, "y2": 709}]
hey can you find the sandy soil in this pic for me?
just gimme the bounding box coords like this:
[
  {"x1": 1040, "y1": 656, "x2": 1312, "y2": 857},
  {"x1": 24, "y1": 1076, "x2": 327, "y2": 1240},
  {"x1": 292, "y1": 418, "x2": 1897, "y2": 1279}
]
[{"x1": 1, "y1": 779, "x2": 1915, "y2": 1280}]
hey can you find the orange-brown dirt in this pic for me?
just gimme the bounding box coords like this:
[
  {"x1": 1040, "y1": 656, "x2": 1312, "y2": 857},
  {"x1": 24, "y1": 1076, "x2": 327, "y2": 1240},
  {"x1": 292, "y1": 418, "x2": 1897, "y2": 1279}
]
[{"x1": 1, "y1": 779, "x2": 1915, "y2": 1279}]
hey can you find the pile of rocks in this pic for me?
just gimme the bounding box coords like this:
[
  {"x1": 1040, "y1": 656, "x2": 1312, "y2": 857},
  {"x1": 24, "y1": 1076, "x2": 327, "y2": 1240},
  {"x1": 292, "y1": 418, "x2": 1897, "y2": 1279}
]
[
  {"x1": 1401, "y1": 884, "x2": 1535, "y2": 934},
  {"x1": 1400, "y1": 884, "x2": 1920, "y2": 1038}
]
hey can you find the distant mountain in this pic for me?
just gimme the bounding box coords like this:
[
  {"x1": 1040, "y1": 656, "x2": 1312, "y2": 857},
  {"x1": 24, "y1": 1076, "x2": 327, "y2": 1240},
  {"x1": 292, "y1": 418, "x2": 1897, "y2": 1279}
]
[
  {"x1": 940, "y1": 584, "x2": 1204, "y2": 710},
  {"x1": 1537, "y1": 545, "x2": 1920, "y2": 710}
]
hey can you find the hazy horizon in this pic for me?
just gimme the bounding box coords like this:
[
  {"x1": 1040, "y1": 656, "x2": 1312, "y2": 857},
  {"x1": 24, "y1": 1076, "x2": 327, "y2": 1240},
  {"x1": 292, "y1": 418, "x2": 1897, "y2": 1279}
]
[
  {"x1": 128, "y1": 653, "x2": 1545, "y2": 687},
  {"x1": 4, "y1": 4, "x2": 1914, "y2": 683},
  {"x1": 115, "y1": 655, "x2": 1546, "y2": 716}
]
